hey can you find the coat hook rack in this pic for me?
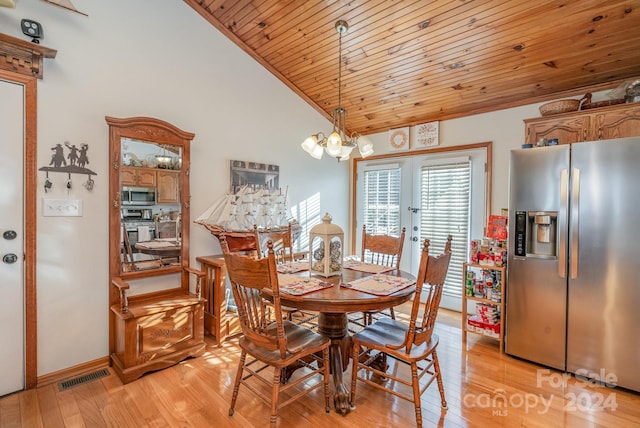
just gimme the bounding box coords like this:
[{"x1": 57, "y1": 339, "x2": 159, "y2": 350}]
[{"x1": 38, "y1": 141, "x2": 97, "y2": 192}]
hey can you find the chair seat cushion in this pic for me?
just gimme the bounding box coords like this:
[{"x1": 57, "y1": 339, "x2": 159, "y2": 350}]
[
  {"x1": 353, "y1": 317, "x2": 439, "y2": 360},
  {"x1": 239, "y1": 320, "x2": 329, "y2": 367}
]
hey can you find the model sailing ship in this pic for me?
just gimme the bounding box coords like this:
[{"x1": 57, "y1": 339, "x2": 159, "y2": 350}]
[{"x1": 195, "y1": 185, "x2": 293, "y2": 234}]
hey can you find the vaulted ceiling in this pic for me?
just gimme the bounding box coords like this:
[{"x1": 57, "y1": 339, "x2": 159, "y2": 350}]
[{"x1": 184, "y1": 0, "x2": 640, "y2": 135}]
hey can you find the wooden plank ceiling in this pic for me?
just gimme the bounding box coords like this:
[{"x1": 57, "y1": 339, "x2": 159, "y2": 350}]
[{"x1": 184, "y1": 0, "x2": 640, "y2": 135}]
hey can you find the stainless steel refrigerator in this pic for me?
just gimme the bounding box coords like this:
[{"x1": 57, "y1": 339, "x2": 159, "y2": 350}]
[{"x1": 506, "y1": 136, "x2": 640, "y2": 392}]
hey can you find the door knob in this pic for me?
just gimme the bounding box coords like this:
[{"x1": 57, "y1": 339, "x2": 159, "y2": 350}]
[
  {"x1": 412, "y1": 236, "x2": 418, "y2": 242},
  {"x1": 3, "y1": 253, "x2": 18, "y2": 264},
  {"x1": 3, "y1": 230, "x2": 17, "y2": 240}
]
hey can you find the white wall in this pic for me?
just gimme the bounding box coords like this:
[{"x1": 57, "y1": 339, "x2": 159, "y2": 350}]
[
  {"x1": 1, "y1": 0, "x2": 349, "y2": 377},
  {"x1": 0, "y1": 1, "x2": 598, "y2": 377}
]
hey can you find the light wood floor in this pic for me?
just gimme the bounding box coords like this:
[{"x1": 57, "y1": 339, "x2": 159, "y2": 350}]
[{"x1": 1, "y1": 305, "x2": 638, "y2": 427}]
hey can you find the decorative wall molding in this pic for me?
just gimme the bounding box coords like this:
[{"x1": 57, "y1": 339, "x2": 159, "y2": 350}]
[{"x1": 0, "y1": 32, "x2": 56, "y2": 78}]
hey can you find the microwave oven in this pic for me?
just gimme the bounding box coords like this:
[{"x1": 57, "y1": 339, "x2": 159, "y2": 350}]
[{"x1": 122, "y1": 186, "x2": 156, "y2": 206}]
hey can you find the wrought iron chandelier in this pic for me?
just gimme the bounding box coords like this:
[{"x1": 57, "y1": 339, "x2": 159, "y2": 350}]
[{"x1": 301, "y1": 20, "x2": 374, "y2": 162}]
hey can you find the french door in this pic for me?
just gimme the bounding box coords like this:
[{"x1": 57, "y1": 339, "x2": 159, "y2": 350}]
[{"x1": 355, "y1": 145, "x2": 488, "y2": 311}]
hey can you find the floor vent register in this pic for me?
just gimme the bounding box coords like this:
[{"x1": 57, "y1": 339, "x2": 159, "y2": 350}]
[{"x1": 58, "y1": 368, "x2": 110, "y2": 391}]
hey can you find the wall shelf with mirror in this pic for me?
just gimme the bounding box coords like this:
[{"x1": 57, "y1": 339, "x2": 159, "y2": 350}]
[{"x1": 106, "y1": 116, "x2": 205, "y2": 384}]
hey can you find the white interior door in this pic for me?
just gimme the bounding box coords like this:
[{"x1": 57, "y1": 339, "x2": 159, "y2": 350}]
[{"x1": 0, "y1": 78, "x2": 26, "y2": 396}]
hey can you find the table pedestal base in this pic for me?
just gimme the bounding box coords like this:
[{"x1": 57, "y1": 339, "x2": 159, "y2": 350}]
[{"x1": 318, "y1": 312, "x2": 352, "y2": 415}]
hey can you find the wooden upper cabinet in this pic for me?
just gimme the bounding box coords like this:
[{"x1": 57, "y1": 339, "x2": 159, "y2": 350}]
[
  {"x1": 525, "y1": 115, "x2": 590, "y2": 145},
  {"x1": 157, "y1": 170, "x2": 180, "y2": 204},
  {"x1": 525, "y1": 102, "x2": 640, "y2": 145},
  {"x1": 594, "y1": 106, "x2": 640, "y2": 140},
  {"x1": 120, "y1": 166, "x2": 180, "y2": 200},
  {"x1": 121, "y1": 166, "x2": 156, "y2": 187},
  {"x1": 120, "y1": 166, "x2": 137, "y2": 186},
  {"x1": 137, "y1": 169, "x2": 156, "y2": 187}
]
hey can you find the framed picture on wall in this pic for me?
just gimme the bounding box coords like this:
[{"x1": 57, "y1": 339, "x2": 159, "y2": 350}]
[
  {"x1": 388, "y1": 127, "x2": 410, "y2": 151},
  {"x1": 230, "y1": 160, "x2": 279, "y2": 194},
  {"x1": 414, "y1": 121, "x2": 439, "y2": 148}
]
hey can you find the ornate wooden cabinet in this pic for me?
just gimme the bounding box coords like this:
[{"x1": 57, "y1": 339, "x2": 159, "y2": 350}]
[{"x1": 524, "y1": 102, "x2": 640, "y2": 145}]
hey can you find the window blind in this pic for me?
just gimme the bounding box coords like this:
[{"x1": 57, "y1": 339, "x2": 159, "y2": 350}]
[
  {"x1": 419, "y1": 160, "x2": 471, "y2": 298},
  {"x1": 362, "y1": 167, "x2": 401, "y2": 236}
]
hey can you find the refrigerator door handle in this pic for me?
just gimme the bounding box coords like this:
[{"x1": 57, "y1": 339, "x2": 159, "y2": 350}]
[
  {"x1": 558, "y1": 168, "x2": 568, "y2": 278},
  {"x1": 570, "y1": 168, "x2": 580, "y2": 279}
]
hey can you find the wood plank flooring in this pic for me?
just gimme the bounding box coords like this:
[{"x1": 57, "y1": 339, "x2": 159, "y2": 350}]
[{"x1": 1, "y1": 305, "x2": 638, "y2": 427}]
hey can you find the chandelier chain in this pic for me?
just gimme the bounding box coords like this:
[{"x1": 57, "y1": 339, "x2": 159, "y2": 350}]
[
  {"x1": 338, "y1": 25, "x2": 342, "y2": 109},
  {"x1": 300, "y1": 19, "x2": 373, "y2": 161}
]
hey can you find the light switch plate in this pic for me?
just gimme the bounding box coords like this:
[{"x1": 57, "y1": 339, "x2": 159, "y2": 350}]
[{"x1": 43, "y1": 199, "x2": 83, "y2": 217}]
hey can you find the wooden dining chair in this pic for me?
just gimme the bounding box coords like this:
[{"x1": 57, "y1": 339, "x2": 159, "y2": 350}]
[
  {"x1": 350, "y1": 236, "x2": 453, "y2": 428},
  {"x1": 259, "y1": 224, "x2": 295, "y2": 263},
  {"x1": 361, "y1": 224, "x2": 406, "y2": 268},
  {"x1": 121, "y1": 225, "x2": 162, "y2": 272},
  {"x1": 258, "y1": 225, "x2": 319, "y2": 327},
  {"x1": 220, "y1": 238, "x2": 331, "y2": 427},
  {"x1": 121, "y1": 224, "x2": 135, "y2": 272},
  {"x1": 351, "y1": 225, "x2": 406, "y2": 327},
  {"x1": 155, "y1": 218, "x2": 180, "y2": 239}
]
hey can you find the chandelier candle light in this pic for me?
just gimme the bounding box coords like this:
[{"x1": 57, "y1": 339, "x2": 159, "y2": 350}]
[{"x1": 301, "y1": 20, "x2": 374, "y2": 162}]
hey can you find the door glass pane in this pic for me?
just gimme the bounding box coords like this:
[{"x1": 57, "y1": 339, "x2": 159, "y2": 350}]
[
  {"x1": 419, "y1": 160, "x2": 471, "y2": 298},
  {"x1": 363, "y1": 167, "x2": 401, "y2": 236}
]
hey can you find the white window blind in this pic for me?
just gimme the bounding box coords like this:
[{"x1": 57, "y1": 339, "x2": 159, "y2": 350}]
[
  {"x1": 363, "y1": 167, "x2": 401, "y2": 236},
  {"x1": 419, "y1": 159, "x2": 471, "y2": 298}
]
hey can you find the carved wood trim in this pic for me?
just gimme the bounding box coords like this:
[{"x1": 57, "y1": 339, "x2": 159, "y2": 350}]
[{"x1": 0, "y1": 33, "x2": 57, "y2": 79}]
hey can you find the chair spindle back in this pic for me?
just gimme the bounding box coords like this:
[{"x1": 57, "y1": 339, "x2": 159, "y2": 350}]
[
  {"x1": 403, "y1": 235, "x2": 452, "y2": 353},
  {"x1": 361, "y1": 225, "x2": 406, "y2": 268},
  {"x1": 221, "y1": 237, "x2": 286, "y2": 356}
]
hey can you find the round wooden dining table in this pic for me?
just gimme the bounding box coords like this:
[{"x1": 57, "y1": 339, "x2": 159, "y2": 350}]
[{"x1": 277, "y1": 267, "x2": 416, "y2": 415}]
